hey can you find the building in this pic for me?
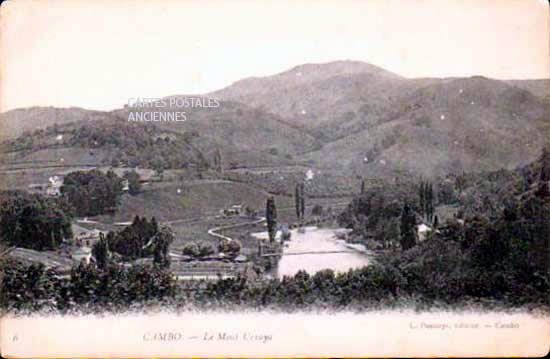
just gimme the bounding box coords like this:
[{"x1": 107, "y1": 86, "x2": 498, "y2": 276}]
[
  {"x1": 222, "y1": 204, "x2": 243, "y2": 216},
  {"x1": 28, "y1": 175, "x2": 63, "y2": 197},
  {"x1": 121, "y1": 179, "x2": 130, "y2": 192},
  {"x1": 417, "y1": 223, "x2": 432, "y2": 242},
  {"x1": 72, "y1": 247, "x2": 92, "y2": 264},
  {"x1": 28, "y1": 183, "x2": 48, "y2": 194},
  {"x1": 46, "y1": 175, "x2": 63, "y2": 196},
  {"x1": 72, "y1": 224, "x2": 105, "y2": 247},
  {"x1": 234, "y1": 254, "x2": 248, "y2": 263}
]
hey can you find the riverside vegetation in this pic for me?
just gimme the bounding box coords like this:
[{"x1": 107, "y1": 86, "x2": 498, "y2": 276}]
[
  {"x1": 1, "y1": 147, "x2": 548, "y2": 314},
  {"x1": 1, "y1": 61, "x2": 549, "y2": 314}
]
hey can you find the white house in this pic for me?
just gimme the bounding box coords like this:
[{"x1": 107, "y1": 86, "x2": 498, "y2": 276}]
[
  {"x1": 121, "y1": 179, "x2": 130, "y2": 192},
  {"x1": 28, "y1": 176, "x2": 63, "y2": 197},
  {"x1": 72, "y1": 247, "x2": 92, "y2": 264},
  {"x1": 72, "y1": 224, "x2": 105, "y2": 247},
  {"x1": 222, "y1": 204, "x2": 243, "y2": 216},
  {"x1": 46, "y1": 178, "x2": 62, "y2": 196},
  {"x1": 417, "y1": 223, "x2": 432, "y2": 242}
]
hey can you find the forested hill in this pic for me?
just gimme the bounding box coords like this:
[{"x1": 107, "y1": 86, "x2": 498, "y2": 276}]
[
  {"x1": 0, "y1": 118, "x2": 209, "y2": 170},
  {"x1": 1, "y1": 61, "x2": 548, "y2": 177},
  {"x1": 210, "y1": 61, "x2": 549, "y2": 177}
]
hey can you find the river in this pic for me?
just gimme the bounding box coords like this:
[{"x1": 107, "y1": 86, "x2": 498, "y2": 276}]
[{"x1": 251, "y1": 226, "x2": 372, "y2": 278}]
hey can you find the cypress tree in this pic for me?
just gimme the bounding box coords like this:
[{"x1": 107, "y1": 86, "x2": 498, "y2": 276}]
[
  {"x1": 427, "y1": 182, "x2": 433, "y2": 223},
  {"x1": 300, "y1": 182, "x2": 306, "y2": 219},
  {"x1": 266, "y1": 196, "x2": 277, "y2": 242},
  {"x1": 540, "y1": 144, "x2": 550, "y2": 182},
  {"x1": 295, "y1": 184, "x2": 301, "y2": 220},
  {"x1": 295, "y1": 182, "x2": 306, "y2": 221},
  {"x1": 418, "y1": 181, "x2": 426, "y2": 217},
  {"x1": 153, "y1": 226, "x2": 173, "y2": 269},
  {"x1": 400, "y1": 203, "x2": 417, "y2": 250},
  {"x1": 92, "y1": 232, "x2": 109, "y2": 270},
  {"x1": 151, "y1": 216, "x2": 159, "y2": 233}
]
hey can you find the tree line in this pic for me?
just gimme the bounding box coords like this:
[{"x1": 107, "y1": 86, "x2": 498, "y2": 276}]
[
  {"x1": 0, "y1": 190, "x2": 73, "y2": 251},
  {"x1": 103, "y1": 215, "x2": 172, "y2": 267},
  {"x1": 61, "y1": 169, "x2": 123, "y2": 216}
]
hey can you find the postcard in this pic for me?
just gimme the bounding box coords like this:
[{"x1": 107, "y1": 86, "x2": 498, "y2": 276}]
[{"x1": 0, "y1": 0, "x2": 549, "y2": 357}]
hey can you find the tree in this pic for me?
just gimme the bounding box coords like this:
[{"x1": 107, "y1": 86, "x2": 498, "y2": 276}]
[
  {"x1": 295, "y1": 184, "x2": 301, "y2": 220},
  {"x1": 107, "y1": 216, "x2": 160, "y2": 260},
  {"x1": 182, "y1": 243, "x2": 199, "y2": 257},
  {"x1": 0, "y1": 191, "x2": 73, "y2": 251},
  {"x1": 419, "y1": 180, "x2": 426, "y2": 218},
  {"x1": 540, "y1": 144, "x2": 550, "y2": 182},
  {"x1": 536, "y1": 181, "x2": 550, "y2": 199},
  {"x1": 153, "y1": 226, "x2": 174, "y2": 268},
  {"x1": 92, "y1": 232, "x2": 109, "y2": 270},
  {"x1": 151, "y1": 217, "x2": 159, "y2": 233},
  {"x1": 311, "y1": 204, "x2": 323, "y2": 216},
  {"x1": 427, "y1": 182, "x2": 434, "y2": 223},
  {"x1": 400, "y1": 203, "x2": 417, "y2": 250},
  {"x1": 300, "y1": 183, "x2": 306, "y2": 219},
  {"x1": 61, "y1": 170, "x2": 123, "y2": 216},
  {"x1": 213, "y1": 147, "x2": 223, "y2": 174},
  {"x1": 535, "y1": 145, "x2": 550, "y2": 198},
  {"x1": 266, "y1": 196, "x2": 278, "y2": 243},
  {"x1": 123, "y1": 170, "x2": 142, "y2": 195},
  {"x1": 218, "y1": 239, "x2": 241, "y2": 257},
  {"x1": 152, "y1": 157, "x2": 166, "y2": 181},
  {"x1": 418, "y1": 180, "x2": 435, "y2": 224},
  {"x1": 198, "y1": 244, "x2": 215, "y2": 258},
  {"x1": 295, "y1": 182, "x2": 306, "y2": 221},
  {"x1": 281, "y1": 226, "x2": 292, "y2": 241}
]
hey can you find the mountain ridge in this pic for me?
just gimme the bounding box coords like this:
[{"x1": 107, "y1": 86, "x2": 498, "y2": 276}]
[{"x1": 1, "y1": 61, "x2": 548, "y2": 178}]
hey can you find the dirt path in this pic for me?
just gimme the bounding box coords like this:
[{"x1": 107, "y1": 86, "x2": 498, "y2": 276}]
[{"x1": 207, "y1": 217, "x2": 266, "y2": 242}]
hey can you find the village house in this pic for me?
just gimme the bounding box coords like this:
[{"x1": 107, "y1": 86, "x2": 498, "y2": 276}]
[
  {"x1": 71, "y1": 247, "x2": 93, "y2": 264},
  {"x1": 28, "y1": 175, "x2": 64, "y2": 197},
  {"x1": 28, "y1": 183, "x2": 48, "y2": 194},
  {"x1": 46, "y1": 175, "x2": 63, "y2": 196},
  {"x1": 121, "y1": 179, "x2": 130, "y2": 192},
  {"x1": 417, "y1": 223, "x2": 432, "y2": 242},
  {"x1": 222, "y1": 204, "x2": 243, "y2": 216},
  {"x1": 71, "y1": 223, "x2": 106, "y2": 247}
]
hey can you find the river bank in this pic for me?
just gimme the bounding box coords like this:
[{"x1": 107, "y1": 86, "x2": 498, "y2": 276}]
[{"x1": 251, "y1": 226, "x2": 373, "y2": 278}]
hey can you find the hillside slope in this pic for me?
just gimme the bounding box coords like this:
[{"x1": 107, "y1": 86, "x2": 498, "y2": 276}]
[
  {"x1": 301, "y1": 76, "x2": 549, "y2": 177},
  {"x1": 209, "y1": 61, "x2": 414, "y2": 130},
  {"x1": 1, "y1": 100, "x2": 319, "y2": 169},
  {"x1": 506, "y1": 79, "x2": 549, "y2": 100},
  {"x1": 1, "y1": 61, "x2": 548, "y2": 179},
  {"x1": 0, "y1": 106, "x2": 114, "y2": 140},
  {"x1": 115, "y1": 98, "x2": 318, "y2": 167}
]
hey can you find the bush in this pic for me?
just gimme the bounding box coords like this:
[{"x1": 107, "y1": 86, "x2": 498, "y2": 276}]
[
  {"x1": 0, "y1": 191, "x2": 73, "y2": 251},
  {"x1": 197, "y1": 244, "x2": 215, "y2": 258},
  {"x1": 311, "y1": 204, "x2": 323, "y2": 216},
  {"x1": 61, "y1": 170, "x2": 123, "y2": 216},
  {"x1": 182, "y1": 243, "x2": 199, "y2": 257},
  {"x1": 218, "y1": 240, "x2": 241, "y2": 257},
  {"x1": 0, "y1": 260, "x2": 176, "y2": 313}
]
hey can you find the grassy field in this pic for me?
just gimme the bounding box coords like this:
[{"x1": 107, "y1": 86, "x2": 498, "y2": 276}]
[
  {"x1": 92, "y1": 181, "x2": 271, "y2": 223},
  {"x1": 169, "y1": 216, "x2": 254, "y2": 254},
  {"x1": 0, "y1": 161, "x2": 353, "y2": 265}
]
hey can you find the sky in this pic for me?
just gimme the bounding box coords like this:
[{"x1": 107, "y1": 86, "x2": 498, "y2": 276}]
[{"x1": 1, "y1": 0, "x2": 548, "y2": 112}]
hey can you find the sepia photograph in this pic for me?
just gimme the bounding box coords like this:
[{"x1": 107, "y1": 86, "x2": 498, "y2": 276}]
[{"x1": 0, "y1": 0, "x2": 548, "y2": 357}]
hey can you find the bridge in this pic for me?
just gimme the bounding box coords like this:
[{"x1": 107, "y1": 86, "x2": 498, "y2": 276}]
[
  {"x1": 261, "y1": 249, "x2": 356, "y2": 257},
  {"x1": 284, "y1": 250, "x2": 355, "y2": 256}
]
